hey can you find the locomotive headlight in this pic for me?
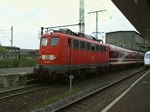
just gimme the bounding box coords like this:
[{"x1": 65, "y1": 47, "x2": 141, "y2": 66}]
[
  {"x1": 40, "y1": 55, "x2": 56, "y2": 60},
  {"x1": 50, "y1": 55, "x2": 56, "y2": 60}
]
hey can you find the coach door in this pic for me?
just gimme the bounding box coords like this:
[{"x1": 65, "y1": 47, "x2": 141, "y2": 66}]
[{"x1": 67, "y1": 38, "x2": 72, "y2": 65}]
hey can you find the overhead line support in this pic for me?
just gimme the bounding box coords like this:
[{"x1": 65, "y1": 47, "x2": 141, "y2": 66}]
[{"x1": 88, "y1": 10, "x2": 106, "y2": 39}]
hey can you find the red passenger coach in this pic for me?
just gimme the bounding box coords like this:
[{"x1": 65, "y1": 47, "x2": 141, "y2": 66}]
[
  {"x1": 107, "y1": 44, "x2": 144, "y2": 66},
  {"x1": 36, "y1": 28, "x2": 109, "y2": 79}
]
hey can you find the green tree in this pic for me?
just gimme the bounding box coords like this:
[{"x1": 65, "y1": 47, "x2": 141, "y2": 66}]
[{"x1": 0, "y1": 46, "x2": 7, "y2": 54}]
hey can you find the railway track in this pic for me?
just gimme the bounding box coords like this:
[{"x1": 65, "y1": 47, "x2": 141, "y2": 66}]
[
  {"x1": 34, "y1": 67, "x2": 147, "y2": 112},
  {"x1": 0, "y1": 83, "x2": 49, "y2": 101}
]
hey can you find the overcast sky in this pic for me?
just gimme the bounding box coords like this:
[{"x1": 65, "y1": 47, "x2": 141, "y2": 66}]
[{"x1": 0, "y1": 0, "x2": 137, "y2": 49}]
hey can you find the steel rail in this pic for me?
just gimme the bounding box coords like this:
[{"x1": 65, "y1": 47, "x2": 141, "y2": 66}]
[
  {"x1": 52, "y1": 68, "x2": 147, "y2": 112},
  {"x1": 0, "y1": 84, "x2": 48, "y2": 100}
]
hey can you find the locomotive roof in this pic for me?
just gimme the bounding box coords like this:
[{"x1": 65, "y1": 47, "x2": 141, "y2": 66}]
[
  {"x1": 41, "y1": 28, "x2": 104, "y2": 41},
  {"x1": 41, "y1": 31, "x2": 107, "y2": 46}
]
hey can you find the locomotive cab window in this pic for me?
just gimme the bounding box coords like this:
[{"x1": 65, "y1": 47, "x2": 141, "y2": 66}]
[
  {"x1": 41, "y1": 37, "x2": 48, "y2": 46},
  {"x1": 51, "y1": 36, "x2": 59, "y2": 46}
]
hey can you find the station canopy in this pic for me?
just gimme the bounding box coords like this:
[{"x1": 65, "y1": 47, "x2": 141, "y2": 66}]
[{"x1": 112, "y1": 0, "x2": 150, "y2": 44}]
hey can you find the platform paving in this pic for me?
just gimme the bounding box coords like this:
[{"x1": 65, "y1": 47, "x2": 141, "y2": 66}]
[
  {"x1": 102, "y1": 69, "x2": 150, "y2": 112},
  {"x1": 0, "y1": 67, "x2": 34, "y2": 75}
]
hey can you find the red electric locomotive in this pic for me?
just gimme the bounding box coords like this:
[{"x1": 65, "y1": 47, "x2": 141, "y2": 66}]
[
  {"x1": 35, "y1": 28, "x2": 109, "y2": 79},
  {"x1": 34, "y1": 28, "x2": 144, "y2": 80}
]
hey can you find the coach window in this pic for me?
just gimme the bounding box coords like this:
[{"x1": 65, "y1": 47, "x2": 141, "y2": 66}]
[
  {"x1": 120, "y1": 53, "x2": 122, "y2": 58},
  {"x1": 126, "y1": 53, "x2": 128, "y2": 59},
  {"x1": 41, "y1": 37, "x2": 48, "y2": 46},
  {"x1": 113, "y1": 51, "x2": 116, "y2": 58},
  {"x1": 86, "y1": 42, "x2": 90, "y2": 50},
  {"x1": 80, "y1": 41, "x2": 85, "y2": 50},
  {"x1": 122, "y1": 53, "x2": 125, "y2": 58},
  {"x1": 73, "y1": 39, "x2": 79, "y2": 49},
  {"x1": 121, "y1": 53, "x2": 123, "y2": 58},
  {"x1": 51, "y1": 36, "x2": 59, "y2": 46}
]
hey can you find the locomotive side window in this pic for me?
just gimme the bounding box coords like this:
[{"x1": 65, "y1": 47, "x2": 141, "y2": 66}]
[
  {"x1": 80, "y1": 41, "x2": 85, "y2": 50},
  {"x1": 100, "y1": 45, "x2": 106, "y2": 52},
  {"x1": 91, "y1": 44, "x2": 95, "y2": 51},
  {"x1": 99, "y1": 45, "x2": 102, "y2": 52},
  {"x1": 51, "y1": 36, "x2": 59, "y2": 46},
  {"x1": 73, "y1": 39, "x2": 79, "y2": 49},
  {"x1": 41, "y1": 37, "x2": 48, "y2": 46},
  {"x1": 86, "y1": 43, "x2": 90, "y2": 50},
  {"x1": 101, "y1": 46, "x2": 106, "y2": 52},
  {"x1": 96, "y1": 45, "x2": 99, "y2": 51},
  {"x1": 103, "y1": 46, "x2": 106, "y2": 52}
]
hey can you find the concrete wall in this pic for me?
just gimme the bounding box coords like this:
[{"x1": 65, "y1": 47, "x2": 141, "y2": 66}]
[
  {"x1": 106, "y1": 31, "x2": 134, "y2": 44},
  {"x1": 106, "y1": 31, "x2": 148, "y2": 52}
]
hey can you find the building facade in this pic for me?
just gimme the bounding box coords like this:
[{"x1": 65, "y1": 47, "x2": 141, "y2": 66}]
[
  {"x1": 0, "y1": 46, "x2": 20, "y2": 60},
  {"x1": 0, "y1": 46, "x2": 39, "y2": 60},
  {"x1": 106, "y1": 31, "x2": 149, "y2": 52}
]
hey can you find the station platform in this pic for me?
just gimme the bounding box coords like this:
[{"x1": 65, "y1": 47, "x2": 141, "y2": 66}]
[
  {"x1": 102, "y1": 69, "x2": 150, "y2": 112},
  {"x1": 0, "y1": 67, "x2": 34, "y2": 89},
  {"x1": 0, "y1": 67, "x2": 34, "y2": 75}
]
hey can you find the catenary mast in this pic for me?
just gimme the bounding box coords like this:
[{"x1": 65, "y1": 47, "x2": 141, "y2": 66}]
[{"x1": 79, "y1": 0, "x2": 85, "y2": 34}]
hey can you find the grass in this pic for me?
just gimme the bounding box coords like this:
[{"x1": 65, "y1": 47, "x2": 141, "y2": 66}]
[
  {"x1": 42, "y1": 86, "x2": 79, "y2": 106},
  {"x1": 31, "y1": 86, "x2": 80, "y2": 111},
  {"x1": 0, "y1": 57, "x2": 37, "y2": 68}
]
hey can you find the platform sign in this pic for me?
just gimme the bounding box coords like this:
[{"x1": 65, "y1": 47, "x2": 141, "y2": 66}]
[{"x1": 69, "y1": 75, "x2": 74, "y2": 93}]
